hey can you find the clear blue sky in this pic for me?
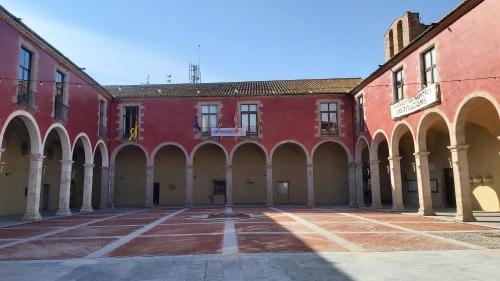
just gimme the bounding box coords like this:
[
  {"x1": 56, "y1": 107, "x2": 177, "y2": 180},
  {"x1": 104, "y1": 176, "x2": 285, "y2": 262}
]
[{"x1": 1, "y1": 0, "x2": 460, "y2": 85}]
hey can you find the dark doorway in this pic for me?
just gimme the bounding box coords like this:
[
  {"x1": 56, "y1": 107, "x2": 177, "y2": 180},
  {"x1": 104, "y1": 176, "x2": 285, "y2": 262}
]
[
  {"x1": 40, "y1": 184, "x2": 50, "y2": 211},
  {"x1": 444, "y1": 168, "x2": 456, "y2": 208},
  {"x1": 153, "y1": 182, "x2": 160, "y2": 205},
  {"x1": 213, "y1": 180, "x2": 226, "y2": 204},
  {"x1": 363, "y1": 164, "x2": 372, "y2": 205},
  {"x1": 276, "y1": 181, "x2": 290, "y2": 204}
]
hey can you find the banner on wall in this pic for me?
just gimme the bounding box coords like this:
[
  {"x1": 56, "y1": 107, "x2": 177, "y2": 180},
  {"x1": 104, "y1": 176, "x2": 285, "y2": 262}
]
[
  {"x1": 211, "y1": 127, "x2": 247, "y2": 137},
  {"x1": 390, "y1": 83, "x2": 440, "y2": 119}
]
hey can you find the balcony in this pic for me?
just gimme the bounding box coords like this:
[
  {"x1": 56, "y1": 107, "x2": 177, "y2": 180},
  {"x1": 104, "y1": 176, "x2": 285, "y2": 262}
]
[
  {"x1": 17, "y1": 83, "x2": 37, "y2": 111},
  {"x1": 54, "y1": 101, "x2": 68, "y2": 122}
]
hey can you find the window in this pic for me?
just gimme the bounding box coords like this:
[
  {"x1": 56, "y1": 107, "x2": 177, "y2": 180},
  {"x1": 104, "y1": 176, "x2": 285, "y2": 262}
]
[
  {"x1": 99, "y1": 100, "x2": 106, "y2": 138},
  {"x1": 422, "y1": 47, "x2": 437, "y2": 87},
  {"x1": 122, "y1": 106, "x2": 139, "y2": 139},
  {"x1": 240, "y1": 104, "x2": 258, "y2": 136},
  {"x1": 393, "y1": 68, "x2": 404, "y2": 102},
  {"x1": 17, "y1": 47, "x2": 35, "y2": 109},
  {"x1": 357, "y1": 96, "x2": 365, "y2": 132},
  {"x1": 320, "y1": 102, "x2": 338, "y2": 135},
  {"x1": 200, "y1": 104, "x2": 218, "y2": 136},
  {"x1": 54, "y1": 71, "x2": 68, "y2": 122}
]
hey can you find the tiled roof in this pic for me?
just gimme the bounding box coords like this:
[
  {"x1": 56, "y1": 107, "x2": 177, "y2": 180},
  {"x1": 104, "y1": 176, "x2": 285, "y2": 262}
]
[{"x1": 105, "y1": 78, "x2": 363, "y2": 98}]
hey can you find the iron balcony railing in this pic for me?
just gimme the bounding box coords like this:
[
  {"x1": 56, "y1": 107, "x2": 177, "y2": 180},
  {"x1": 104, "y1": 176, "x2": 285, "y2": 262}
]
[
  {"x1": 54, "y1": 101, "x2": 68, "y2": 122},
  {"x1": 17, "y1": 82, "x2": 37, "y2": 111}
]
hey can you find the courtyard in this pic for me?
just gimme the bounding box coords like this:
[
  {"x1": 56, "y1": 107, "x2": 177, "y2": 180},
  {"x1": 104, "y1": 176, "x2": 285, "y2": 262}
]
[{"x1": 0, "y1": 207, "x2": 500, "y2": 280}]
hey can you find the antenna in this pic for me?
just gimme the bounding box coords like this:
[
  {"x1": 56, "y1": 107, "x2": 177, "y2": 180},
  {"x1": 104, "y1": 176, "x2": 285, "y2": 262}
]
[
  {"x1": 167, "y1": 74, "x2": 172, "y2": 84},
  {"x1": 189, "y1": 44, "x2": 202, "y2": 84},
  {"x1": 146, "y1": 75, "x2": 150, "y2": 85}
]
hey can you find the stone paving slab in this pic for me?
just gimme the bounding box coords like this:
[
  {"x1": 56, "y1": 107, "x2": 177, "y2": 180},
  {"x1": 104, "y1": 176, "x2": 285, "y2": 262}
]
[
  {"x1": 434, "y1": 232, "x2": 500, "y2": 249},
  {"x1": 395, "y1": 222, "x2": 497, "y2": 231},
  {"x1": 0, "y1": 238, "x2": 115, "y2": 260},
  {"x1": 238, "y1": 233, "x2": 347, "y2": 253},
  {"x1": 235, "y1": 222, "x2": 312, "y2": 233},
  {"x1": 109, "y1": 235, "x2": 223, "y2": 257},
  {"x1": 47, "y1": 225, "x2": 142, "y2": 238},
  {"x1": 0, "y1": 228, "x2": 57, "y2": 239},
  {"x1": 145, "y1": 223, "x2": 224, "y2": 235}
]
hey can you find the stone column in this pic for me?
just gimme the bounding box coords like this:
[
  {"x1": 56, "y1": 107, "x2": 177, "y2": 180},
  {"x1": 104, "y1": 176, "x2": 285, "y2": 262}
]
[
  {"x1": 347, "y1": 162, "x2": 357, "y2": 207},
  {"x1": 306, "y1": 162, "x2": 314, "y2": 207},
  {"x1": 369, "y1": 160, "x2": 382, "y2": 208},
  {"x1": 354, "y1": 163, "x2": 366, "y2": 207},
  {"x1": 109, "y1": 166, "x2": 115, "y2": 208},
  {"x1": 56, "y1": 159, "x2": 73, "y2": 216},
  {"x1": 185, "y1": 164, "x2": 193, "y2": 207},
  {"x1": 226, "y1": 164, "x2": 233, "y2": 207},
  {"x1": 414, "y1": 151, "x2": 434, "y2": 216},
  {"x1": 100, "y1": 166, "x2": 110, "y2": 209},
  {"x1": 388, "y1": 156, "x2": 404, "y2": 212},
  {"x1": 145, "y1": 165, "x2": 154, "y2": 208},
  {"x1": 448, "y1": 145, "x2": 475, "y2": 222},
  {"x1": 80, "y1": 163, "x2": 95, "y2": 212},
  {"x1": 23, "y1": 154, "x2": 44, "y2": 220},
  {"x1": 266, "y1": 163, "x2": 273, "y2": 206}
]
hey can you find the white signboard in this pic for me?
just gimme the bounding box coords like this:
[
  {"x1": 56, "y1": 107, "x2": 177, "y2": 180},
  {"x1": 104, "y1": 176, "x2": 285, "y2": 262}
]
[
  {"x1": 211, "y1": 128, "x2": 247, "y2": 137},
  {"x1": 391, "y1": 83, "x2": 440, "y2": 119}
]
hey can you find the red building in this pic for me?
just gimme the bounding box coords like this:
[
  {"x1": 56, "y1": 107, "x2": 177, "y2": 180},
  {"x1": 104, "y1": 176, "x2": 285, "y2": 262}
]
[{"x1": 0, "y1": 0, "x2": 498, "y2": 222}]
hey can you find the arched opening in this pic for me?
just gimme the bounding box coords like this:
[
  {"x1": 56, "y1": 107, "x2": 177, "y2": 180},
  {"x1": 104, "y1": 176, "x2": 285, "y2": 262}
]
[
  {"x1": 456, "y1": 97, "x2": 500, "y2": 211},
  {"x1": 388, "y1": 30, "x2": 395, "y2": 58},
  {"x1": 418, "y1": 112, "x2": 455, "y2": 210},
  {"x1": 313, "y1": 141, "x2": 349, "y2": 205},
  {"x1": 153, "y1": 145, "x2": 186, "y2": 206},
  {"x1": 375, "y1": 137, "x2": 392, "y2": 206},
  {"x1": 392, "y1": 124, "x2": 417, "y2": 209},
  {"x1": 70, "y1": 140, "x2": 85, "y2": 209},
  {"x1": 114, "y1": 145, "x2": 147, "y2": 207},
  {"x1": 232, "y1": 143, "x2": 267, "y2": 205},
  {"x1": 41, "y1": 128, "x2": 70, "y2": 212},
  {"x1": 355, "y1": 139, "x2": 371, "y2": 206},
  {"x1": 396, "y1": 20, "x2": 404, "y2": 51},
  {"x1": 272, "y1": 142, "x2": 307, "y2": 205},
  {"x1": 92, "y1": 147, "x2": 102, "y2": 208},
  {"x1": 193, "y1": 143, "x2": 227, "y2": 205},
  {"x1": 0, "y1": 118, "x2": 33, "y2": 216}
]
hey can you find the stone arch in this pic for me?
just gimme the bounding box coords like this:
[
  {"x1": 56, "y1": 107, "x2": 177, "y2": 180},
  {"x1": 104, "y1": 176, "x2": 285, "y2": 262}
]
[
  {"x1": 453, "y1": 92, "x2": 500, "y2": 145},
  {"x1": 311, "y1": 139, "x2": 352, "y2": 163},
  {"x1": 390, "y1": 121, "x2": 416, "y2": 156},
  {"x1": 271, "y1": 140, "x2": 310, "y2": 162},
  {"x1": 189, "y1": 141, "x2": 229, "y2": 165},
  {"x1": 149, "y1": 142, "x2": 189, "y2": 167},
  {"x1": 0, "y1": 110, "x2": 42, "y2": 155},
  {"x1": 110, "y1": 143, "x2": 149, "y2": 167},
  {"x1": 229, "y1": 140, "x2": 269, "y2": 164},
  {"x1": 72, "y1": 133, "x2": 93, "y2": 164},
  {"x1": 416, "y1": 109, "x2": 452, "y2": 152},
  {"x1": 355, "y1": 136, "x2": 370, "y2": 163},
  {"x1": 93, "y1": 140, "x2": 109, "y2": 167},
  {"x1": 42, "y1": 123, "x2": 71, "y2": 161},
  {"x1": 370, "y1": 129, "x2": 390, "y2": 160}
]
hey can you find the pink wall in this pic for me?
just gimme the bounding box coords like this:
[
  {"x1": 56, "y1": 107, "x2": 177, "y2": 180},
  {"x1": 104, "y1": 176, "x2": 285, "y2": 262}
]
[
  {"x1": 357, "y1": 0, "x2": 500, "y2": 146},
  {"x1": 0, "y1": 17, "x2": 111, "y2": 154}
]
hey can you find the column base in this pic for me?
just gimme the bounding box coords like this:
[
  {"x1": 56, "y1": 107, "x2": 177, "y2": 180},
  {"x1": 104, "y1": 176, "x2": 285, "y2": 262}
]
[
  {"x1": 185, "y1": 203, "x2": 194, "y2": 208},
  {"x1": 225, "y1": 203, "x2": 233, "y2": 207},
  {"x1": 266, "y1": 202, "x2": 274, "y2": 207},
  {"x1": 307, "y1": 203, "x2": 315, "y2": 208},
  {"x1": 371, "y1": 203, "x2": 383, "y2": 209},
  {"x1": 55, "y1": 209, "x2": 72, "y2": 217},
  {"x1": 391, "y1": 205, "x2": 404, "y2": 212},
  {"x1": 80, "y1": 207, "x2": 94, "y2": 213},
  {"x1": 418, "y1": 209, "x2": 435, "y2": 216},
  {"x1": 144, "y1": 204, "x2": 154, "y2": 208},
  {"x1": 454, "y1": 213, "x2": 477, "y2": 222},
  {"x1": 23, "y1": 212, "x2": 42, "y2": 221},
  {"x1": 358, "y1": 202, "x2": 367, "y2": 208}
]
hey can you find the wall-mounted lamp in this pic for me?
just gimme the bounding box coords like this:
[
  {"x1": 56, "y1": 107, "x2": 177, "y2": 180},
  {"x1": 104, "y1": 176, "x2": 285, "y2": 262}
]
[
  {"x1": 448, "y1": 158, "x2": 453, "y2": 168},
  {"x1": 386, "y1": 165, "x2": 390, "y2": 175},
  {"x1": 71, "y1": 170, "x2": 76, "y2": 179},
  {"x1": 42, "y1": 164, "x2": 47, "y2": 176},
  {"x1": 248, "y1": 179, "x2": 255, "y2": 184},
  {"x1": 482, "y1": 176, "x2": 494, "y2": 184},
  {"x1": 411, "y1": 162, "x2": 416, "y2": 172},
  {"x1": 470, "y1": 177, "x2": 482, "y2": 184}
]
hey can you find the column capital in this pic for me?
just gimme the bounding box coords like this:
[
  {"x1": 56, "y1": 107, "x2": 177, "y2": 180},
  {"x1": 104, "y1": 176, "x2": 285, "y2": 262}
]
[
  {"x1": 369, "y1": 160, "x2": 381, "y2": 165},
  {"x1": 60, "y1": 159, "x2": 74, "y2": 165},
  {"x1": 388, "y1": 156, "x2": 402, "y2": 161},
  {"x1": 29, "y1": 154, "x2": 45, "y2": 161},
  {"x1": 83, "y1": 163, "x2": 95, "y2": 168},
  {"x1": 413, "y1": 151, "x2": 430, "y2": 157},
  {"x1": 447, "y1": 144, "x2": 469, "y2": 152}
]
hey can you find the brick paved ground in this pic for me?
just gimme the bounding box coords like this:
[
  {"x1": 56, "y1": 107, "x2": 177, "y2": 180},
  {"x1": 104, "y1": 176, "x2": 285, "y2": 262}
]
[{"x1": 0, "y1": 206, "x2": 499, "y2": 261}]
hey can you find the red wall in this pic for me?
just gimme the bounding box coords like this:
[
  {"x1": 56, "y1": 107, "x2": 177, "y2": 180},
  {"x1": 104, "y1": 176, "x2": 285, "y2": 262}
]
[
  {"x1": 110, "y1": 95, "x2": 355, "y2": 161},
  {"x1": 357, "y1": 0, "x2": 500, "y2": 144},
  {"x1": 0, "y1": 17, "x2": 110, "y2": 152}
]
